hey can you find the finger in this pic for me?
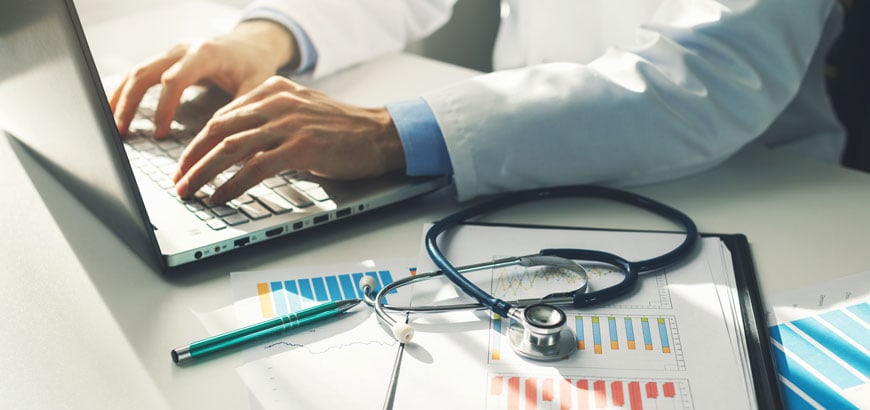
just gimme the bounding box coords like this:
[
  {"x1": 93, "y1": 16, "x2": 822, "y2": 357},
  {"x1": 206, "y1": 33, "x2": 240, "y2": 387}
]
[
  {"x1": 211, "y1": 149, "x2": 289, "y2": 203},
  {"x1": 153, "y1": 52, "x2": 219, "y2": 139},
  {"x1": 173, "y1": 105, "x2": 268, "y2": 183},
  {"x1": 214, "y1": 76, "x2": 299, "y2": 118},
  {"x1": 112, "y1": 47, "x2": 187, "y2": 136},
  {"x1": 175, "y1": 128, "x2": 277, "y2": 200},
  {"x1": 109, "y1": 75, "x2": 128, "y2": 113}
]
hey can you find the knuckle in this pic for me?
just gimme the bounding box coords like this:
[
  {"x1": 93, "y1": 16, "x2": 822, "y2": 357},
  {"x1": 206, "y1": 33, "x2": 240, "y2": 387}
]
[{"x1": 218, "y1": 135, "x2": 245, "y2": 156}]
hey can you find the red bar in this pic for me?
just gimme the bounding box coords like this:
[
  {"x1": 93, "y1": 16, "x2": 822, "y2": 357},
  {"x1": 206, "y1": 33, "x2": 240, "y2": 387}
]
[
  {"x1": 663, "y1": 382, "x2": 676, "y2": 398},
  {"x1": 645, "y1": 382, "x2": 658, "y2": 399},
  {"x1": 491, "y1": 376, "x2": 504, "y2": 396},
  {"x1": 542, "y1": 378, "x2": 555, "y2": 402},
  {"x1": 508, "y1": 377, "x2": 521, "y2": 410},
  {"x1": 525, "y1": 378, "x2": 538, "y2": 410},
  {"x1": 560, "y1": 379, "x2": 573, "y2": 410},
  {"x1": 577, "y1": 380, "x2": 590, "y2": 410},
  {"x1": 628, "y1": 382, "x2": 643, "y2": 410},
  {"x1": 611, "y1": 381, "x2": 625, "y2": 407},
  {"x1": 593, "y1": 380, "x2": 607, "y2": 408}
]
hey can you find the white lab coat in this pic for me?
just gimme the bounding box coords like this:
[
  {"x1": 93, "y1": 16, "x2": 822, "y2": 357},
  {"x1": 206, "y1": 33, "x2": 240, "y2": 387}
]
[{"x1": 246, "y1": 0, "x2": 845, "y2": 201}]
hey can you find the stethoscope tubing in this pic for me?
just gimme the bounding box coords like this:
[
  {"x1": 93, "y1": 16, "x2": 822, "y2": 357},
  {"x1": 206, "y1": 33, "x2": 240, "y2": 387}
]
[{"x1": 425, "y1": 185, "x2": 699, "y2": 317}]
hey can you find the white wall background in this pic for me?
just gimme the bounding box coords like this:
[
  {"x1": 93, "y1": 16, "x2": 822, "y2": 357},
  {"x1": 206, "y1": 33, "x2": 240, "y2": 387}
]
[{"x1": 73, "y1": 0, "x2": 499, "y2": 72}]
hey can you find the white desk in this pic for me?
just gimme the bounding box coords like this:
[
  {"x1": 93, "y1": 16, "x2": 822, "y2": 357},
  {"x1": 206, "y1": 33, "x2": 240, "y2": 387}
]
[{"x1": 2, "y1": 2, "x2": 869, "y2": 409}]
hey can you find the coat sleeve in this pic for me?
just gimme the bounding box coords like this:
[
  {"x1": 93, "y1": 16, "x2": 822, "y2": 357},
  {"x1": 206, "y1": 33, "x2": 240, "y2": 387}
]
[
  {"x1": 243, "y1": 0, "x2": 457, "y2": 78},
  {"x1": 423, "y1": 0, "x2": 840, "y2": 201}
]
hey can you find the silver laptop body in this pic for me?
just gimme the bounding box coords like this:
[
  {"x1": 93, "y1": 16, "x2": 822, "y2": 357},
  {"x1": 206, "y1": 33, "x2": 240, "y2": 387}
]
[{"x1": 0, "y1": 0, "x2": 447, "y2": 270}]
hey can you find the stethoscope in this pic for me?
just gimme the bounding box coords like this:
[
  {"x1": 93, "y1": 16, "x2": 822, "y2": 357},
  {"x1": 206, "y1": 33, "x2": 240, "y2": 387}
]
[{"x1": 358, "y1": 185, "x2": 698, "y2": 362}]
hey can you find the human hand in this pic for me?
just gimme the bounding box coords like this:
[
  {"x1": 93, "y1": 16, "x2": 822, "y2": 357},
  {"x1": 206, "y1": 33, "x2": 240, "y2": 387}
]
[
  {"x1": 173, "y1": 76, "x2": 407, "y2": 203},
  {"x1": 110, "y1": 20, "x2": 297, "y2": 138}
]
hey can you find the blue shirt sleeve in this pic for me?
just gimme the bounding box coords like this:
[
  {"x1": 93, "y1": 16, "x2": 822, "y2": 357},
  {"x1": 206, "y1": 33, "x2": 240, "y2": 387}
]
[
  {"x1": 386, "y1": 98, "x2": 453, "y2": 176},
  {"x1": 240, "y1": 8, "x2": 318, "y2": 74}
]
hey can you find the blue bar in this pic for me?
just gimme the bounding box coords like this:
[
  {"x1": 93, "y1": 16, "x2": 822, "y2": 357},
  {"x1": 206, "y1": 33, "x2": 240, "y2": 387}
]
[
  {"x1": 283, "y1": 280, "x2": 301, "y2": 312},
  {"x1": 269, "y1": 282, "x2": 288, "y2": 316},
  {"x1": 325, "y1": 275, "x2": 342, "y2": 301},
  {"x1": 641, "y1": 318, "x2": 653, "y2": 347},
  {"x1": 352, "y1": 273, "x2": 365, "y2": 295},
  {"x1": 779, "y1": 381, "x2": 820, "y2": 410},
  {"x1": 821, "y1": 310, "x2": 870, "y2": 350},
  {"x1": 338, "y1": 274, "x2": 357, "y2": 299},
  {"x1": 493, "y1": 317, "x2": 502, "y2": 334},
  {"x1": 298, "y1": 278, "x2": 314, "y2": 302},
  {"x1": 311, "y1": 277, "x2": 328, "y2": 301},
  {"x1": 658, "y1": 318, "x2": 671, "y2": 351},
  {"x1": 624, "y1": 318, "x2": 635, "y2": 344},
  {"x1": 769, "y1": 325, "x2": 862, "y2": 389},
  {"x1": 793, "y1": 317, "x2": 870, "y2": 377},
  {"x1": 379, "y1": 270, "x2": 397, "y2": 294},
  {"x1": 575, "y1": 316, "x2": 585, "y2": 347},
  {"x1": 608, "y1": 317, "x2": 618, "y2": 345},
  {"x1": 846, "y1": 302, "x2": 869, "y2": 321},
  {"x1": 592, "y1": 317, "x2": 602, "y2": 346},
  {"x1": 771, "y1": 343, "x2": 859, "y2": 410}
]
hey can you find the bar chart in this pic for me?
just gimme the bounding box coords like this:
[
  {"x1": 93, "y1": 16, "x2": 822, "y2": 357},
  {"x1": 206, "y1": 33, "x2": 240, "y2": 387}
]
[
  {"x1": 490, "y1": 314, "x2": 684, "y2": 371},
  {"x1": 486, "y1": 374, "x2": 692, "y2": 410},
  {"x1": 255, "y1": 270, "x2": 399, "y2": 319},
  {"x1": 770, "y1": 302, "x2": 869, "y2": 409}
]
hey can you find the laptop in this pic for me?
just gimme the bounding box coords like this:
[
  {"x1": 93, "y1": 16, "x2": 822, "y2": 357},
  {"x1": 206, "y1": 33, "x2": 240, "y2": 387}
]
[{"x1": 0, "y1": 0, "x2": 448, "y2": 270}]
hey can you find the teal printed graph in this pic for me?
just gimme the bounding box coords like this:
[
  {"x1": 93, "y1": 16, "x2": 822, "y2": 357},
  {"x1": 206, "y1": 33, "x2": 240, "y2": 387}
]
[
  {"x1": 770, "y1": 302, "x2": 869, "y2": 409},
  {"x1": 256, "y1": 270, "x2": 397, "y2": 318}
]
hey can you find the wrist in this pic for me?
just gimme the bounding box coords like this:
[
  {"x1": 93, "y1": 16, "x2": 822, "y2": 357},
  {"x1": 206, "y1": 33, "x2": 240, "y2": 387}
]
[
  {"x1": 234, "y1": 19, "x2": 300, "y2": 72},
  {"x1": 370, "y1": 108, "x2": 407, "y2": 174}
]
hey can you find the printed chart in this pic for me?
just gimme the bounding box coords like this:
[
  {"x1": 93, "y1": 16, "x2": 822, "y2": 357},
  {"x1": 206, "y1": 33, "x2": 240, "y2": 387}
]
[
  {"x1": 770, "y1": 302, "x2": 869, "y2": 409},
  {"x1": 490, "y1": 313, "x2": 684, "y2": 371},
  {"x1": 253, "y1": 269, "x2": 401, "y2": 319},
  {"x1": 489, "y1": 263, "x2": 672, "y2": 310},
  {"x1": 486, "y1": 374, "x2": 692, "y2": 410}
]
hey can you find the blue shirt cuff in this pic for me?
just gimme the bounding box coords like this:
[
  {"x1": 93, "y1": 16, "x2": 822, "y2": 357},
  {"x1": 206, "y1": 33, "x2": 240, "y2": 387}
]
[
  {"x1": 240, "y1": 8, "x2": 318, "y2": 74},
  {"x1": 386, "y1": 98, "x2": 453, "y2": 176}
]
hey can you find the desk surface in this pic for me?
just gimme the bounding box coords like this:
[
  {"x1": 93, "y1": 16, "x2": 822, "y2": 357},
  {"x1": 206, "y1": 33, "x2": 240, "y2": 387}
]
[{"x1": 2, "y1": 2, "x2": 869, "y2": 409}]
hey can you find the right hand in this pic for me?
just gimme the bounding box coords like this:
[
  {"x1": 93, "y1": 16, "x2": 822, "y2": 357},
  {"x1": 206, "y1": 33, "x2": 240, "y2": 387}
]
[{"x1": 109, "y1": 20, "x2": 298, "y2": 139}]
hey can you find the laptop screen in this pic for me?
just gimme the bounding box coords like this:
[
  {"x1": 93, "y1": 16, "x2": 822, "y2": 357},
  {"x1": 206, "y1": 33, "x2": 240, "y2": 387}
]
[{"x1": 0, "y1": 0, "x2": 164, "y2": 270}]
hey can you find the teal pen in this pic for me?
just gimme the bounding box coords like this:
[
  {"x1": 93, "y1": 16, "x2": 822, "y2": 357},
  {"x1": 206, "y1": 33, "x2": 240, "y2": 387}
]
[{"x1": 171, "y1": 298, "x2": 362, "y2": 365}]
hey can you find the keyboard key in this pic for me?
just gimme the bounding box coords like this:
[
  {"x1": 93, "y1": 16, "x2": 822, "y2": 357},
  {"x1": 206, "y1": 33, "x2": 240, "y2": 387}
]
[
  {"x1": 305, "y1": 187, "x2": 331, "y2": 202},
  {"x1": 256, "y1": 193, "x2": 293, "y2": 214},
  {"x1": 222, "y1": 213, "x2": 249, "y2": 226},
  {"x1": 274, "y1": 185, "x2": 313, "y2": 208},
  {"x1": 206, "y1": 219, "x2": 227, "y2": 230},
  {"x1": 210, "y1": 205, "x2": 237, "y2": 217},
  {"x1": 184, "y1": 202, "x2": 205, "y2": 212},
  {"x1": 262, "y1": 176, "x2": 287, "y2": 188},
  {"x1": 194, "y1": 210, "x2": 213, "y2": 220},
  {"x1": 239, "y1": 202, "x2": 271, "y2": 220},
  {"x1": 289, "y1": 179, "x2": 320, "y2": 191}
]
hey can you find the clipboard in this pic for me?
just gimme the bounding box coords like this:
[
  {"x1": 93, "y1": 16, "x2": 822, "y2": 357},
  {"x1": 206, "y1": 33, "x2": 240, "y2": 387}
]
[{"x1": 459, "y1": 222, "x2": 784, "y2": 409}]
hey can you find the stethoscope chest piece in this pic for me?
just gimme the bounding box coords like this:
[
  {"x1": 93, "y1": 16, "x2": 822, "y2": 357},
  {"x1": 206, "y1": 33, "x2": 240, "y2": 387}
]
[{"x1": 506, "y1": 304, "x2": 577, "y2": 361}]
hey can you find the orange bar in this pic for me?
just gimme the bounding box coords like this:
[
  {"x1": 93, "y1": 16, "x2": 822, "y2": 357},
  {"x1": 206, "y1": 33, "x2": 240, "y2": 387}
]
[
  {"x1": 560, "y1": 379, "x2": 573, "y2": 410},
  {"x1": 628, "y1": 340, "x2": 636, "y2": 350},
  {"x1": 578, "y1": 340, "x2": 586, "y2": 350},
  {"x1": 594, "y1": 344, "x2": 603, "y2": 354},
  {"x1": 491, "y1": 376, "x2": 504, "y2": 396},
  {"x1": 542, "y1": 378, "x2": 554, "y2": 402},
  {"x1": 593, "y1": 380, "x2": 607, "y2": 409},
  {"x1": 525, "y1": 378, "x2": 538, "y2": 410},
  {"x1": 662, "y1": 346, "x2": 671, "y2": 353},
  {"x1": 508, "y1": 377, "x2": 521, "y2": 410},
  {"x1": 611, "y1": 341, "x2": 619, "y2": 350},
  {"x1": 256, "y1": 283, "x2": 274, "y2": 318},
  {"x1": 577, "y1": 380, "x2": 590, "y2": 410}
]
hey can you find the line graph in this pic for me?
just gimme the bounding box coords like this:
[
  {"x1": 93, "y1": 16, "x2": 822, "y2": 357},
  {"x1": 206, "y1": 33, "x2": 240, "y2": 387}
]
[{"x1": 488, "y1": 262, "x2": 672, "y2": 310}]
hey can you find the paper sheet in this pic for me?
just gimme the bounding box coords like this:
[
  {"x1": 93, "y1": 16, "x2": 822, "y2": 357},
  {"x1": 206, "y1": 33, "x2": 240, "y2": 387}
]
[
  {"x1": 766, "y1": 271, "x2": 870, "y2": 409},
  {"x1": 391, "y1": 225, "x2": 754, "y2": 409},
  {"x1": 229, "y1": 226, "x2": 761, "y2": 409}
]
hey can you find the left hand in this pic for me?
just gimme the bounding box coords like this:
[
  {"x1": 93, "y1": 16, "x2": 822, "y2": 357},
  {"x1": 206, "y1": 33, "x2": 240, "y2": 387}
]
[{"x1": 173, "y1": 76, "x2": 407, "y2": 203}]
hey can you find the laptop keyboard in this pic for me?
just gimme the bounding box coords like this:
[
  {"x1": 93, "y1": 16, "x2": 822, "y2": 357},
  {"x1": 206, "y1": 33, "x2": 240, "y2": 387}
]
[{"x1": 123, "y1": 87, "x2": 333, "y2": 231}]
